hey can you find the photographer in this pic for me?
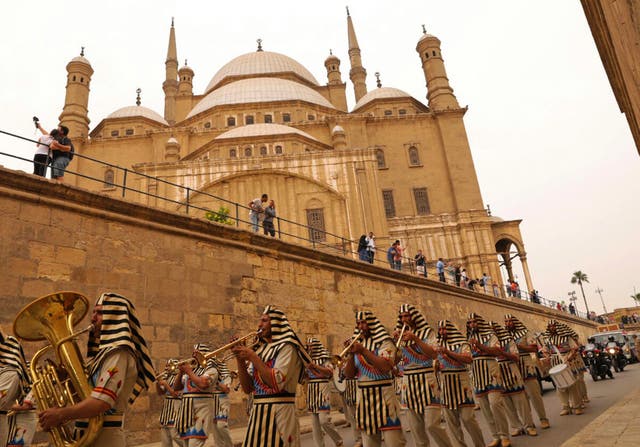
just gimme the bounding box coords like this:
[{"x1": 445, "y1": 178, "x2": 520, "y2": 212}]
[{"x1": 32, "y1": 117, "x2": 59, "y2": 178}]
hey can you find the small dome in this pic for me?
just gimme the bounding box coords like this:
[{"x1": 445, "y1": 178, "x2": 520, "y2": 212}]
[
  {"x1": 179, "y1": 65, "x2": 194, "y2": 74},
  {"x1": 205, "y1": 51, "x2": 319, "y2": 93},
  {"x1": 187, "y1": 78, "x2": 335, "y2": 119},
  {"x1": 166, "y1": 137, "x2": 179, "y2": 145},
  {"x1": 418, "y1": 33, "x2": 440, "y2": 45},
  {"x1": 214, "y1": 123, "x2": 319, "y2": 142},
  {"x1": 107, "y1": 105, "x2": 168, "y2": 125},
  {"x1": 331, "y1": 125, "x2": 345, "y2": 134},
  {"x1": 70, "y1": 55, "x2": 91, "y2": 65},
  {"x1": 325, "y1": 53, "x2": 340, "y2": 64},
  {"x1": 353, "y1": 87, "x2": 412, "y2": 111}
]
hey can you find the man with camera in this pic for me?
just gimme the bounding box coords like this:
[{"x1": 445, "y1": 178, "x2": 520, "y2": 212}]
[{"x1": 33, "y1": 117, "x2": 74, "y2": 182}]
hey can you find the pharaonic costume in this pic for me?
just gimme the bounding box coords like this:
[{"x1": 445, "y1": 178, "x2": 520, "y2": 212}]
[
  {"x1": 491, "y1": 321, "x2": 536, "y2": 436},
  {"x1": 395, "y1": 304, "x2": 451, "y2": 447},
  {"x1": 243, "y1": 305, "x2": 311, "y2": 447},
  {"x1": 0, "y1": 330, "x2": 29, "y2": 447},
  {"x1": 306, "y1": 337, "x2": 342, "y2": 447},
  {"x1": 544, "y1": 320, "x2": 582, "y2": 415},
  {"x1": 436, "y1": 320, "x2": 484, "y2": 447},
  {"x1": 351, "y1": 310, "x2": 405, "y2": 447},
  {"x1": 175, "y1": 343, "x2": 218, "y2": 446},
  {"x1": 211, "y1": 357, "x2": 233, "y2": 447},
  {"x1": 80, "y1": 293, "x2": 156, "y2": 447},
  {"x1": 504, "y1": 314, "x2": 549, "y2": 428},
  {"x1": 466, "y1": 313, "x2": 509, "y2": 446},
  {"x1": 157, "y1": 360, "x2": 184, "y2": 447}
]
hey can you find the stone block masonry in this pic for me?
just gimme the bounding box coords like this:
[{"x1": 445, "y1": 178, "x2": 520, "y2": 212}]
[{"x1": 0, "y1": 167, "x2": 595, "y2": 445}]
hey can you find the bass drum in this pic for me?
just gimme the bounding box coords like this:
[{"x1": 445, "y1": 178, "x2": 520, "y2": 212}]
[
  {"x1": 331, "y1": 368, "x2": 347, "y2": 393},
  {"x1": 549, "y1": 364, "x2": 576, "y2": 389}
]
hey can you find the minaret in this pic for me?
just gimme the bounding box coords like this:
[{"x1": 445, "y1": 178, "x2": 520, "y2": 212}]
[
  {"x1": 323, "y1": 50, "x2": 348, "y2": 111},
  {"x1": 324, "y1": 50, "x2": 342, "y2": 85},
  {"x1": 163, "y1": 18, "x2": 178, "y2": 125},
  {"x1": 58, "y1": 47, "x2": 93, "y2": 140},
  {"x1": 178, "y1": 59, "x2": 194, "y2": 96},
  {"x1": 346, "y1": 7, "x2": 367, "y2": 103},
  {"x1": 416, "y1": 25, "x2": 459, "y2": 110}
]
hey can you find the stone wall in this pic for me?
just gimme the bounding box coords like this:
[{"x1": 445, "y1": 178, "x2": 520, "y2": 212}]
[{"x1": 0, "y1": 167, "x2": 596, "y2": 445}]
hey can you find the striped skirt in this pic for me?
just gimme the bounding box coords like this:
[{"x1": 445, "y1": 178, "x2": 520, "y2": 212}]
[
  {"x1": 440, "y1": 369, "x2": 475, "y2": 410},
  {"x1": 243, "y1": 393, "x2": 298, "y2": 447},
  {"x1": 498, "y1": 361, "x2": 525, "y2": 394},
  {"x1": 344, "y1": 378, "x2": 358, "y2": 407},
  {"x1": 159, "y1": 396, "x2": 181, "y2": 426},
  {"x1": 403, "y1": 367, "x2": 439, "y2": 413},
  {"x1": 307, "y1": 379, "x2": 330, "y2": 413},
  {"x1": 356, "y1": 379, "x2": 402, "y2": 435}
]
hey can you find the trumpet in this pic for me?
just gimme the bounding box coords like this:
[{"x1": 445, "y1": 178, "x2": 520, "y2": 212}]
[
  {"x1": 193, "y1": 330, "x2": 262, "y2": 367},
  {"x1": 330, "y1": 332, "x2": 363, "y2": 367},
  {"x1": 395, "y1": 323, "x2": 408, "y2": 349}
]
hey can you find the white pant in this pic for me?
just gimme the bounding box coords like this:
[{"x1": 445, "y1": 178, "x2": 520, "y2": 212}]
[
  {"x1": 476, "y1": 392, "x2": 508, "y2": 441},
  {"x1": 442, "y1": 407, "x2": 484, "y2": 447},
  {"x1": 311, "y1": 412, "x2": 343, "y2": 447},
  {"x1": 211, "y1": 419, "x2": 233, "y2": 447},
  {"x1": 362, "y1": 428, "x2": 406, "y2": 447},
  {"x1": 160, "y1": 426, "x2": 185, "y2": 447},
  {"x1": 405, "y1": 407, "x2": 452, "y2": 447}
]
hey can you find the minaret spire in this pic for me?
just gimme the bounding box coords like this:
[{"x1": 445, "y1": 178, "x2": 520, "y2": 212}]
[
  {"x1": 346, "y1": 7, "x2": 367, "y2": 102},
  {"x1": 163, "y1": 17, "x2": 178, "y2": 125}
]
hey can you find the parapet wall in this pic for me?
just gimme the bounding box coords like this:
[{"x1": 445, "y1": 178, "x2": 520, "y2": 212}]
[{"x1": 0, "y1": 167, "x2": 596, "y2": 445}]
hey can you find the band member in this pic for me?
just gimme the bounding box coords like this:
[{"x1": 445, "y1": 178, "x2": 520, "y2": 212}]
[
  {"x1": 543, "y1": 320, "x2": 583, "y2": 415},
  {"x1": 211, "y1": 357, "x2": 234, "y2": 447},
  {"x1": 436, "y1": 320, "x2": 484, "y2": 447},
  {"x1": 7, "y1": 389, "x2": 37, "y2": 447},
  {"x1": 395, "y1": 304, "x2": 452, "y2": 447},
  {"x1": 39, "y1": 292, "x2": 156, "y2": 446},
  {"x1": 504, "y1": 314, "x2": 550, "y2": 429},
  {"x1": 174, "y1": 343, "x2": 218, "y2": 446},
  {"x1": 343, "y1": 310, "x2": 406, "y2": 447},
  {"x1": 306, "y1": 337, "x2": 343, "y2": 447},
  {"x1": 156, "y1": 359, "x2": 184, "y2": 447},
  {"x1": 490, "y1": 321, "x2": 536, "y2": 437},
  {"x1": 232, "y1": 305, "x2": 311, "y2": 447},
  {"x1": 564, "y1": 326, "x2": 589, "y2": 406},
  {"x1": 339, "y1": 375, "x2": 361, "y2": 447},
  {"x1": 0, "y1": 329, "x2": 29, "y2": 447},
  {"x1": 465, "y1": 313, "x2": 510, "y2": 447}
]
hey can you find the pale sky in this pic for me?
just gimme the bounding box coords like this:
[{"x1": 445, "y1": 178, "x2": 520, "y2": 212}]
[{"x1": 1, "y1": 1, "x2": 638, "y2": 313}]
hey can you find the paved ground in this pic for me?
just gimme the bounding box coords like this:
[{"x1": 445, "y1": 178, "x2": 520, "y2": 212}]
[{"x1": 135, "y1": 362, "x2": 640, "y2": 446}]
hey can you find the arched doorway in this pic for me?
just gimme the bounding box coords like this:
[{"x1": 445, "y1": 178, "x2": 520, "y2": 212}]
[{"x1": 495, "y1": 237, "x2": 535, "y2": 299}]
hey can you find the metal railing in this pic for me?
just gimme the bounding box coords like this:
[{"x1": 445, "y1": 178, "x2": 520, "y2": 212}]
[{"x1": 0, "y1": 129, "x2": 592, "y2": 320}]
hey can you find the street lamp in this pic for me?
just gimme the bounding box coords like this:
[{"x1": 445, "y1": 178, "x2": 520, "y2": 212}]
[{"x1": 595, "y1": 287, "x2": 607, "y2": 314}]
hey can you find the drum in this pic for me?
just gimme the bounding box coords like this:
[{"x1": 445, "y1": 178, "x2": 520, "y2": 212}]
[
  {"x1": 549, "y1": 364, "x2": 576, "y2": 389},
  {"x1": 332, "y1": 368, "x2": 347, "y2": 393}
]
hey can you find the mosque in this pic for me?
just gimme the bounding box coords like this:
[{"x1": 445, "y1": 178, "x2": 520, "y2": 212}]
[{"x1": 57, "y1": 11, "x2": 533, "y2": 293}]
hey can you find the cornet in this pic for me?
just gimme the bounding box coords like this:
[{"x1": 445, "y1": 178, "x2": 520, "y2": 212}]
[
  {"x1": 330, "y1": 332, "x2": 363, "y2": 368},
  {"x1": 193, "y1": 330, "x2": 262, "y2": 367}
]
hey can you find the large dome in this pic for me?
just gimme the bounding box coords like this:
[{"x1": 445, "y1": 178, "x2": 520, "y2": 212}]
[
  {"x1": 187, "y1": 77, "x2": 335, "y2": 119},
  {"x1": 205, "y1": 51, "x2": 319, "y2": 93},
  {"x1": 353, "y1": 87, "x2": 412, "y2": 111},
  {"x1": 215, "y1": 123, "x2": 319, "y2": 141},
  {"x1": 106, "y1": 105, "x2": 168, "y2": 125}
]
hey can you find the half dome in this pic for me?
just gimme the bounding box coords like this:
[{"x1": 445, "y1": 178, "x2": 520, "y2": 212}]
[
  {"x1": 214, "y1": 123, "x2": 319, "y2": 142},
  {"x1": 187, "y1": 77, "x2": 335, "y2": 119},
  {"x1": 205, "y1": 51, "x2": 319, "y2": 93},
  {"x1": 107, "y1": 105, "x2": 168, "y2": 125},
  {"x1": 353, "y1": 87, "x2": 412, "y2": 111}
]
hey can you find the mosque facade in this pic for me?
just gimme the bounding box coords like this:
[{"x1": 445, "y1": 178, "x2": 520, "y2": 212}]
[{"x1": 57, "y1": 12, "x2": 533, "y2": 292}]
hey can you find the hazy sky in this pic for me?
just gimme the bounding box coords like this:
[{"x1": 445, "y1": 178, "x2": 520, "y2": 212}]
[{"x1": 1, "y1": 1, "x2": 638, "y2": 313}]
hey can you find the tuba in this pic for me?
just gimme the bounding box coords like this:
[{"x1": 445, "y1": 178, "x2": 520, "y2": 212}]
[{"x1": 13, "y1": 291, "x2": 103, "y2": 447}]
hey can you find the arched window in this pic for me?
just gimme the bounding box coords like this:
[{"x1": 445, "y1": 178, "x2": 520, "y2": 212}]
[
  {"x1": 399, "y1": 109, "x2": 407, "y2": 115},
  {"x1": 204, "y1": 122, "x2": 211, "y2": 129},
  {"x1": 264, "y1": 114, "x2": 273, "y2": 123},
  {"x1": 245, "y1": 115, "x2": 254, "y2": 125},
  {"x1": 432, "y1": 51, "x2": 437, "y2": 56},
  {"x1": 103, "y1": 169, "x2": 115, "y2": 188},
  {"x1": 227, "y1": 117, "x2": 236, "y2": 127},
  {"x1": 260, "y1": 146, "x2": 268, "y2": 155},
  {"x1": 229, "y1": 149, "x2": 237, "y2": 158},
  {"x1": 125, "y1": 128, "x2": 134, "y2": 136},
  {"x1": 275, "y1": 145, "x2": 283, "y2": 154},
  {"x1": 244, "y1": 147, "x2": 252, "y2": 157},
  {"x1": 282, "y1": 113, "x2": 291, "y2": 122},
  {"x1": 384, "y1": 110, "x2": 392, "y2": 116},
  {"x1": 408, "y1": 146, "x2": 421, "y2": 166},
  {"x1": 376, "y1": 149, "x2": 386, "y2": 169},
  {"x1": 306, "y1": 208, "x2": 326, "y2": 242},
  {"x1": 307, "y1": 114, "x2": 315, "y2": 121}
]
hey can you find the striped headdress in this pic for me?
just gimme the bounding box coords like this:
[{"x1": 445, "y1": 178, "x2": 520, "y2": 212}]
[
  {"x1": 354, "y1": 310, "x2": 392, "y2": 351},
  {"x1": 466, "y1": 313, "x2": 494, "y2": 345},
  {"x1": 490, "y1": 321, "x2": 512, "y2": 348},
  {"x1": 254, "y1": 305, "x2": 312, "y2": 384},
  {"x1": 436, "y1": 320, "x2": 467, "y2": 350},
  {"x1": 395, "y1": 304, "x2": 433, "y2": 341},
  {"x1": 544, "y1": 319, "x2": 575, "y2": 346},
  {"x1": 0, "y1": 330, "x2": 30, "y2": 388},
  {"x1": 306, "y1": 337, "x2": 331, "y2": 363},
  {"x1": 504, "y1": 314, "x2": 528, "y2": 340},
  {"x1": 87, "y1": 293, "x2": 155, "y2": 404}
]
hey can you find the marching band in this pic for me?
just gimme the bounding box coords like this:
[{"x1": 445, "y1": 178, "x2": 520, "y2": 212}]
[{"x1": 1, "y1": 293, "x2": 596, "y2": 447}]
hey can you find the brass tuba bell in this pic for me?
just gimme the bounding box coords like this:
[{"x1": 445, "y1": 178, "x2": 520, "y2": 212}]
[{"x1": 13, "y1": 291, "x2": 103, "y2": 447}]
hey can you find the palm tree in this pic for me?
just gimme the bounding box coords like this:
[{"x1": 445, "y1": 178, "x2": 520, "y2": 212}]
[
  {"x1": 571, "y1": 271, "x2": 590, "y2": 316},
  {"x1": 631, "y1": 293, "x2": 640, "y2": 306}
]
